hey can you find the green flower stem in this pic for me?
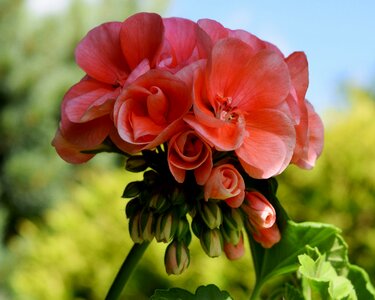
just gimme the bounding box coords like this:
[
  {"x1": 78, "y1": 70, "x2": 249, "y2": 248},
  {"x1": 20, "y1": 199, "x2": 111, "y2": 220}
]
[
  {"x1": 105, "y1": 242, "x2": 150, "y2": 300},
  {"x1": 246, "y1": 226, "x2": 262, "y2": 300}
]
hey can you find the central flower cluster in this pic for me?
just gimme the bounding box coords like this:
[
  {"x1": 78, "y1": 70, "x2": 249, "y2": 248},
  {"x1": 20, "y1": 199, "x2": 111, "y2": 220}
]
[{"x1": 52, "y1": 12, "x2": 324, "y2": 275}]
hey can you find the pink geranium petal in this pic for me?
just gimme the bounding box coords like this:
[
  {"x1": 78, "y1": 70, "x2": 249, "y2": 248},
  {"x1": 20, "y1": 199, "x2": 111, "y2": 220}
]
[
  {"x1": 230, "y1": 50, "x2": 291, "y2": 111},
  {"x1": 197, "y1": 19, "x2": 228, "y2": 44},
  {"x1": 236, "y1": 109, "x2": 296, "y2": 179},
  {"x1": 60, "y1": 116, "x2": 112, "y2": 149},
  {"x1": 286, "y1": 52, "x2": 309, "y2": 101},
  {"x1": 162, "y1": 17, "x2": 199, "y2": 68},
  {"x1": 63, "y1": 78, "x2": 119, "y2": 123},
  {"x1": 52, "y1": 129, "x2": 95, "y2": 164},
  {"x1": 75, "y1": 22, "x2": 129, "y2": 85},
  {"x1": 295, "y1": 101, "x2": 324, "y2": 169},
  {"x1": 207, "y1": 38, "x2": 256, "y2": 107},
  {"x1": 121, "y1": 13, "x2": 164, "y2": 69}
]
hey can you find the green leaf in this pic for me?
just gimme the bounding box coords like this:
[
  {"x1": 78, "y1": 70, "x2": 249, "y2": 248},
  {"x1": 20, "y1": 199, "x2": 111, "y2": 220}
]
[
  {"x1": 150, "y1": 285, "x2": 233, "y2": 300},
  {"x1": 284, "y1": 284, "x2": 304, "y2": 300},
  {"x1": 150, "y1": 287, "x2": 194, "y2": 300},
  {"x1": 249, "y1": 220, "x2": 340, "y2": 288},
  {"x1": 347, "y1": 264, "x2": 375, "y2": 299},
  {"x1": 195, "y1": 285, "x2": 233, "y2": 300},
  {"x1": 298, "y1": 253, "x2": 356, "y2": 300}
]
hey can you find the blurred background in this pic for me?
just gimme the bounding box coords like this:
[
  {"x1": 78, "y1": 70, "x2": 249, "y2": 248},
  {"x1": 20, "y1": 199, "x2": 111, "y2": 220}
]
[{"x1": 0, "y1": 0, "x2": 374, "y2": 299}]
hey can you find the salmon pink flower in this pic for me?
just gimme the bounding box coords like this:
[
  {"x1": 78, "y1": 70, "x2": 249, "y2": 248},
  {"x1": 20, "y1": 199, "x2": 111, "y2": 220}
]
[
  {"x1": 204, "y1": 164, "x2": 245, "y2": 208},
  {"x1": 185, "y1": 38, "x2": 296, "y2": 178},
  {"x1": 242, "y1": 191, "x2": 276, "y2": 229},
  {"x1": 114, "y1": 69, "x2": 192, "y2": 150},
  {"x1": 168, "y1": 129, "x2": 213, "y2": 185},
  {"x1": 53, "y1": 13, "x2": 209, "y2": 162},
  {"x1": 252, "y1": 223, "x2": 281, "y2": 248}
]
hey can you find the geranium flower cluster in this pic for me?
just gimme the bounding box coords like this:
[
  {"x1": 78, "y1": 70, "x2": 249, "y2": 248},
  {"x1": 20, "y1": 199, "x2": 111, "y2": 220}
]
[{"x1": 53, "y1": 12, "x2": 324, "y2": 274}]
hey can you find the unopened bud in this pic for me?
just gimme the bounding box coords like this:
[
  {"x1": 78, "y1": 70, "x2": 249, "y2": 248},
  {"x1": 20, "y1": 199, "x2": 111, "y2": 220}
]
[
  {"x1": 129, "y1": 211, "x2": 143, "y2": 244},
  {"x1": 221, "y1": 222, "x2": 241, "y2": 245},
  {"x1": 200, "y1": 228, "x2": 223, "y2": 257},
  {"x1": 155, "y1": 212, "x2": 176, "y2": 243},
  {"x1": 149, "y1": 192, "x2": 169, "y2": 213},
  {"x1": 199, "y1": 201, "x2": 223, "y2": 229},
  {"x1": 139, "y1": 210, "x2": 154, "y2": 241},
  {"x1": 224, "y1": 232, "x2": 245, "y2": 260},
  {"x1": 126, "y1": 155, "x2": 148, "y2": 172},
  {"x1": 242, "y1": 191, "x2": 276, "y2": 229},
  {"x1": 252, "y1": 223, "x2": 281, "y2": 248},
  {"x1": 122, "y1": 181, "x2": 143, "y2": 198},
  {"x1": 170, "y1": 186, "x2": 186, "y2": 205},
  {"x1": 125, "y1": 197, "x2": 141, "y2": 218},
  {"x1": 175, "y1": 217, "x2": 189, "y2": 240},
  {"x1": 191, "y1": 216, "x2": 204, "y2": 237},
  {"x1": 143, "y1": 170, "x2": 159, "y2": 186},
  {"x1": 223, "y1": 208, "x2": 244, "y2": 231},
  {"x1": 164, "y1": 240, "x2": 190, "y2": 275}
]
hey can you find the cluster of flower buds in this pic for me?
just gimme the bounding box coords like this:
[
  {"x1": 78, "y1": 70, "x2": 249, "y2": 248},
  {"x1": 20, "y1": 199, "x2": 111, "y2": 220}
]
[{"x1": 123, "y1": 147, "x2": 282, "y2": 275}]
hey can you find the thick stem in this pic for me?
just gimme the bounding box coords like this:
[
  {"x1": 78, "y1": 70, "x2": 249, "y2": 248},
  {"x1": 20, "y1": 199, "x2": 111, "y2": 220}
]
[{"x1": 105, "y1": 242, "x2": 150, "y2": 300}]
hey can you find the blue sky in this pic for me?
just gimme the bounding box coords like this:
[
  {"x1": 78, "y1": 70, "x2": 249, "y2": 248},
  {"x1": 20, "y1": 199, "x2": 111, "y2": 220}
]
[
  {"x1": 165, "y1": 1, "x2": 375, "y2": 113},
  {"x1": 27, "y1": 0, "x2": 375, "y2": 113}
]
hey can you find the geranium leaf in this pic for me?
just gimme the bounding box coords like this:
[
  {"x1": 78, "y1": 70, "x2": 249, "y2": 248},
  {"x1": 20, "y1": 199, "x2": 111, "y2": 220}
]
[
  {"x1": 347, "y1": 264, "x2": 375, "y2": 299},
  {"x1": 150, "y1": 284, "x2": 233, "y2": 300},
  {"x1": 248, "y1": 221, "x2": 340, "y2": 295}
]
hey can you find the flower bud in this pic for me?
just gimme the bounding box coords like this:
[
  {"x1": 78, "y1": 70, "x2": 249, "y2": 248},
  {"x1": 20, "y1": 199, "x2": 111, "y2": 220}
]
[
  {"x1": 221, "y1": 222, "x2": 241, "y2": 245},
  {"x1": 139, "y1": 210, "x2": 154, "y2": 241},
  {"x1": 129, "y1": 211, "x2": 143, "y2": 244},
  {"x1": 125, "y1": 197, "x2": 141, "y2": 219},
  {"x1": 143, "y1": 170, "x2": 159, "y2": 186},
  {"x1": 200, "y1": 228, "x2": 223, "y2": 257},
  {"x1": 223, "y1": 208, "x2": 244, "y2": 231},
  {"x1": 155, "y1": 212, "x2": 176, "y2": 243},
  {"x1": 164, "y1": 240, "x2": 190, "y2": 275},
  {"x1": 242, "y1": 191, "x2": 276, "y2": 229},
  {"x1": 204, "y1": 164, "x2": 245, "y2": 208},
  {"x1": 125, "y1": 155, "x2": 148, "y2": 172},
  {"x1": 170, "y1": 186, "x2": 186, "y2": 206},
  {"x1": 175, "y1": 217, "x2": 189, "y2": 240},
  {"x1": 252, "y1": 223, "x2": 281, "y2": 248},
  {"x1": 224, "y1": 232, "x2": 245, "y2": 260},
  {"x1": 149, "y1": 192, "x2": 169, "y2": 213},
  {"x1": 198, "y1": 201, "x2": 223, "y2": 229},
  {"x1": 122, "y1": 181, "x2": 143, "y2": 198}
]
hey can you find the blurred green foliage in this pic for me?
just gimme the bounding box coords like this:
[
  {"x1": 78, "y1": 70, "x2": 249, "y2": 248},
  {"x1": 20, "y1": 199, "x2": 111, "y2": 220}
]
[{"x1": 0, "y1": 0, "x2": 374, "y2": 299}]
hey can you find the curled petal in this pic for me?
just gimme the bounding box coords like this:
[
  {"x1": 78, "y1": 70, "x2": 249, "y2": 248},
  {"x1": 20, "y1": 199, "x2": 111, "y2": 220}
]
[
  {"x1": 242, "y1": 191, "x2": 276, "y2": 229},
  {"x1": 115, "y1": 70, "x2": 192, "y2": 148},
  {"x1": 204, "y1": 164, "x2": 245, "y2": 208},
  {"x1": 168, "y1": 130, "x2": 213, "y2": 185}
]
